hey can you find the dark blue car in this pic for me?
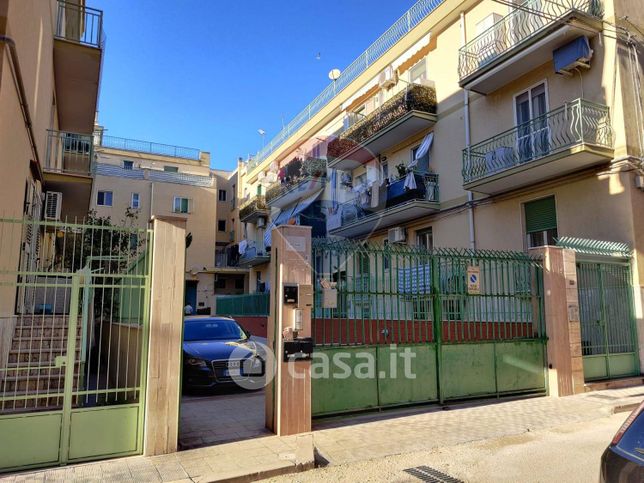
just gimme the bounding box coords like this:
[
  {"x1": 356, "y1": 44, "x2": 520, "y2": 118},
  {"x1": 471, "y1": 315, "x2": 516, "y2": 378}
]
[
  {"x1": 600, "y1": 400, "x2": 644, "y2": 482},
  {"x1": 182, "y1": 316, "x2": 266, "y2": 391}
]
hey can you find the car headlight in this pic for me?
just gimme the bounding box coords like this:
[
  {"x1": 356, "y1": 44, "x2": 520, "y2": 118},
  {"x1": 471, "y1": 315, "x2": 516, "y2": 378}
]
[{"x1": 185, "y1": 357, "x2": 207, "y2": 367}]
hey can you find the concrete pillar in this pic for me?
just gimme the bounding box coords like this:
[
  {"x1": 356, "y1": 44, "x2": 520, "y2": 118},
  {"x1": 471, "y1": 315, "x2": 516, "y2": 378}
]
[
  {"x1": 265, "y1": 225, "x2": 312, "y2": 436},
  {"x1": 531, "y1": 246, "x2": 584, "y2": 396},
  {"x1": 144, "y1": 216, "x2": 186, "y2": 455}
]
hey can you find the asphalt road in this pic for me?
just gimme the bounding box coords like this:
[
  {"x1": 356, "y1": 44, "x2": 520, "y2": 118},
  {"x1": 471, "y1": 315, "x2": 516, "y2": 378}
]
[{"x1": 265, "y1": 411, "x2": 629, "y2": 483}]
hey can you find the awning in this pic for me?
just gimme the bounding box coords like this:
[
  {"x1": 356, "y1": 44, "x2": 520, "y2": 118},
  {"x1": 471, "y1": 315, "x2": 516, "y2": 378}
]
[
  {"x1": 264, "y1": 190, "x2": 323, "y2": 248},
  {"x1": 392, "y1": 33, "x2": 431, "y2": 71}
]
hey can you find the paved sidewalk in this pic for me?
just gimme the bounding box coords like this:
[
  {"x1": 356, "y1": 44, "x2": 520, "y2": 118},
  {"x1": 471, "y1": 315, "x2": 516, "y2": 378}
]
[{"x1": 2, "y1": 386, "x2": 641, "y2": 482}]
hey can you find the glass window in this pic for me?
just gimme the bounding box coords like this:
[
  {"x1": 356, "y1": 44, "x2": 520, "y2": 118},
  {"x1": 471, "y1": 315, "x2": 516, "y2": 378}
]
[
  {"x1": 183, "y1": 319, "x2": 247, "y2": 341},
  {"x1": 97, "y1": 191, "x2": 113, "y2": 206},
  {"x1": 524, "y1": 196, "x2": 557, "y2": 249},
  {"x1": 218, "y1": 189, "x2": 227, "y2": 202},
  {"x1": 123, "y1": 160, "x2": 134, "y2": 170},
  {"x1": 131, "y1": 193, "x2": 140, "y2": 209},
  {"x1": 218, "y1": 219, "x2": 226, "y2": 232},
  {"x1": 173, "y1": 197, "x2": 190, "y2": 213},
  {"x1": 409, "y1": 59, "x2": 427, "y2": 84},
  {"x1": 411, "y1": 144, "x2": 430, "y2": 173},
  {"x1": 416, "y1": 228, "x2": 433, "y2": 250},
  {"x1": 164, "y1": 166, "x2": 179, "y2": 173}
]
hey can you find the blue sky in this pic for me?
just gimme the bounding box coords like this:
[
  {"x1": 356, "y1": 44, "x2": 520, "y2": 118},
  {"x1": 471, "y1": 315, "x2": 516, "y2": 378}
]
[{"x1": 92, "y1": 0, "x2": 418, "y2": 171}]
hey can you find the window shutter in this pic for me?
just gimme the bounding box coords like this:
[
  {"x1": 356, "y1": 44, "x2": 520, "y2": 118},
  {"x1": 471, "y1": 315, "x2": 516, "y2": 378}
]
[{"x1": 524, "y1": 196, "x2": 557, "y2": 233}]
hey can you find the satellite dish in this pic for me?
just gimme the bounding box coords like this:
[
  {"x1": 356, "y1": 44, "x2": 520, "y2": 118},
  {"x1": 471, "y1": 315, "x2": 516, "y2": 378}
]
[{"x1": 328, "y1": 68, "x2": 341, "y2": 81}]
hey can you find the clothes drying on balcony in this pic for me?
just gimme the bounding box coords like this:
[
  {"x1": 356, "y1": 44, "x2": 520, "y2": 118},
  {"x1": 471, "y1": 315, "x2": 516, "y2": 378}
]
[
  {"x1": 408, "y1": 132, "x2": 434, "y2": 170},
  {"x1": 553, "y1": 36, "x2": 592, "y2": 75},
  {"x1": 264, "y1": 189, "x2": 323, "y2": 247}
]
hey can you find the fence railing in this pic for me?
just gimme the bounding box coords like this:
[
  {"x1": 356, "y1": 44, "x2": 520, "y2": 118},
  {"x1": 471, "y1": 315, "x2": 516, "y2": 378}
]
[
  {"x1": 328, "y1": 84, "x2": 437, "y2": 160},
  {"x1": 462, "y1": 99, "x2": 612, "y2": 184},
  {"x1": 55, "y1": 1, "x2": 104, "y2": 48},
  {"x1": 98, "y1": 135, "x2": 201, "y2": 161},
  {"x1": 458, "y1": 0, "x2": 603, "y2": 80},
  {"x1": 215, "y1": 293, "x2": 270, "y2": 316},
  {"x1": 239, "y1": 195, "x2": 269, "y2": 221},
  {"x1": 247, "y1": 0, "x2": 445, "y2": 173},
  {"x1": 45, "y1": 130, "x2": 94, "y2": 176}
]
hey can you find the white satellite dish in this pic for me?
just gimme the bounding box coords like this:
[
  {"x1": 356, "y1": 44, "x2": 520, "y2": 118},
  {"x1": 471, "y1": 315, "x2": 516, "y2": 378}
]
[{"x1": 328, "y1": 68, "x2": 341, "y2": 81}]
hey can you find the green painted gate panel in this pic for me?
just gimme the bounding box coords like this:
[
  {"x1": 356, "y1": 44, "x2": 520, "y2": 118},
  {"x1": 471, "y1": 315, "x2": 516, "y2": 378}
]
[
  {"x1": 440, "y1": 344, "x2": 496, "y2": 400},
  {"x1": 377, "y1": 344, "x2": 438, "y2": 406},
  {"x1": 608, "y1": 353, "x2": 638, "y2": 378},
  {"x1": 495, "y1": 341, "x2": 545, "y2": 393},
  {"x1": 68, "y1": 406, "x2": 140, "y2": 461},
  {"x1": 312, "y1": 347, "x2": 379, "y2": 416},
  {"x1": 0, "y1": 413, "x2": 62, "y2": 470}
]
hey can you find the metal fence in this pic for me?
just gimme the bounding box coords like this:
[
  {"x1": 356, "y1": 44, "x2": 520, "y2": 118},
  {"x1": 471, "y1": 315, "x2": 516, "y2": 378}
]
[
  {"x1": 458, "y1": 0, "x2": 603, "y2": 80},
  {"x1": 215, "y1": 293, "x2": 269, "y2": 317},
  {"x1": 55, "y1": 0, "x2": 104, "y2": 48},
  {"x1": 462, "y1": 99, "x2": 612, "y2": 184},
  {"x1": 45, "y1": 130, "x2": 94, "y2": 176},
  {"x1": 98, "y1": 135, "x2": 201, "y2": 161},
  {"x1": 247, "y1": 0, "x2": 445, "y2": 173}
]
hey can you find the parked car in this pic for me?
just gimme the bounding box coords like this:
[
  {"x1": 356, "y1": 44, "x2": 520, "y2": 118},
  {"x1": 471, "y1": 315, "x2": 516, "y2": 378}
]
[
  {"x1": 600, "y1": 401, "x2": 644, "y2": 482},
  {"x1": 182, "y1": 316, "x2": 266, "y2": 391}
]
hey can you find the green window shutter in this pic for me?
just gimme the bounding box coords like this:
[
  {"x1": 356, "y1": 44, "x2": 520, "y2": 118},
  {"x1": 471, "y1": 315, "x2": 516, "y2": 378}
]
[{"x1": 524, "y1": 196, "x2": 557, "y2": 233}]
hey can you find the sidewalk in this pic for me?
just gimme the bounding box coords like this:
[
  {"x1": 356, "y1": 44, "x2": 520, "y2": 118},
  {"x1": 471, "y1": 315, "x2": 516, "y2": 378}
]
[{"x1": 1, "y1": 386, "x2": 641, "y2": 482}]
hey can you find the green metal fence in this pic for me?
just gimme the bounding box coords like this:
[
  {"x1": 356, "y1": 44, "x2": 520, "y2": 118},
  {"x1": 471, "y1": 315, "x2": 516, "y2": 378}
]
[
  {"x1": 215, "y1": 293, "x2": 269, "y2": 317},
  {"x1": 0, "y1": 217, "x2": 152, "y2": 471},
  {"x1": 311, "y1": 239, "x2": 546, "y2": 415}
]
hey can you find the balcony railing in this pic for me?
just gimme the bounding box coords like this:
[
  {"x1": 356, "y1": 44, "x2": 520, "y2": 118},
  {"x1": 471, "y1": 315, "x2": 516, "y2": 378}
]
[
  {"x1": 55, "y1": 1, "x2": 104, "y2": 49},
  {"x1": 265, "y1": 157, "x2": 327, "y2": 205},
  {"x1": 98, "y1": 135, "x2": 201, "y2": 160},
  {"x1": 45, "y1": 130, "x2": 94, "y2": 176},
  {"x1": 327, "y1": 84, "x2": 437, "y2": 160},
  {"x1": 458, "y1": 0, "x2": 603, "y2": 81},
  {"x1": 239, "y1": 195, "x2": 269, "y2": 222},
  {"x1": 462, "y1": 99, "x2": 612, "y2": 185},
  {"x1": 239, "y1": 242, "x2": 270, "y2": 267}
]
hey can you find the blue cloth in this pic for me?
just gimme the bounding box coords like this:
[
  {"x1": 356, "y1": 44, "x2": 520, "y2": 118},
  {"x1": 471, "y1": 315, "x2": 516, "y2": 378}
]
[{"x1": 553, "y1": 36, "x2": 591, "y2": 73}]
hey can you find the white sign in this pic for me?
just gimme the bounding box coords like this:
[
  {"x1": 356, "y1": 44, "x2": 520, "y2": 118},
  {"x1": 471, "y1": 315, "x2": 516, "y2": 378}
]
[
  {"x1": 285, "y1": 235, "x2": 306, "y2": 253},
  {"x1": 467, "y1": 266, "x2": 480, "y2": 294}
]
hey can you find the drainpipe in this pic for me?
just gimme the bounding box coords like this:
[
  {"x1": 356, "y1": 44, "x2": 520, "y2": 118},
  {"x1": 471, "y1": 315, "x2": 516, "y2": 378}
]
[
  {"x1": 460, "y1": 13, "x2": 476, "y2": 250},
  {"x1": 0, "y1": 36, "x2": 41, "y2": 169}
]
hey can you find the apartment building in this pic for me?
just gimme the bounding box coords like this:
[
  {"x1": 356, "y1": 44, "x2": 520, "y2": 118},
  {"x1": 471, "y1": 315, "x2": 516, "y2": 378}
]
[{"x1": 236, "y1": 0, "x2": 644, "y2": 371}]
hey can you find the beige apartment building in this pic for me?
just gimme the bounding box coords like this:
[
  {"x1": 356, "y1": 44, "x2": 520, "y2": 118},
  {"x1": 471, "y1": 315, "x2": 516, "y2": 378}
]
[{"x1": 235, "y1": 0, "x2": 644, "y2": 376}]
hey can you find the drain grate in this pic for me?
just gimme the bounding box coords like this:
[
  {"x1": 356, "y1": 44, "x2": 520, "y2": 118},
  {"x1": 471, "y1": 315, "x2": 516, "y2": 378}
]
[{"x1": 403, "y1": 465, "x2": 463, "y2": 483}]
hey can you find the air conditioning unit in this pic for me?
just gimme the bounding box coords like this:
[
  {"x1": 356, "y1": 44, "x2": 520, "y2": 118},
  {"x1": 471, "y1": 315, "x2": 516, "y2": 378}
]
[
  {"x1": 388, "y1": 227, "x2": 406, "y2": 244},
  {"x1": 257, "y1": 216, "x2": 266, "y2": 228},
  {"x1": 378, "y1": 65, "x2": 397, "y2": 89},
  {"x1": 44, "y1": 192, "x2": 62, "y2": 221}
]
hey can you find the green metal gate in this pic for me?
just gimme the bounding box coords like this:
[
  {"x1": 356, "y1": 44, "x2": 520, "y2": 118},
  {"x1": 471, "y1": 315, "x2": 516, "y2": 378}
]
[
  {"x1": 311, "y1": 240, "x2": 547, "y2": 416},
  {"x1": 577, "y1": 261, "x2": 639, "y2": 381},
  {"x1": 0, "y1": 218, "x2": 152, "y2": 472}
]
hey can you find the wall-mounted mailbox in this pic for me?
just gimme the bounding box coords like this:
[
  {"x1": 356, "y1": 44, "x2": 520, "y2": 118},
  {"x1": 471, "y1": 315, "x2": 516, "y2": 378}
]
[
  {"x1": 283, "y1": 284, "x2": 298, "y2": 304},
  {"x1": 297, "y1": 284, "x2": 313, "y2": 309},
  {"x1": 283, "y1": 337, "x2": 313, "y2": 362}
]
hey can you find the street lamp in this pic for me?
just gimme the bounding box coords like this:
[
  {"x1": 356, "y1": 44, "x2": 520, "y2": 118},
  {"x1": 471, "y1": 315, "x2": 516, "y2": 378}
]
[{"x1": 258, "y1": 129, "x2": 266, "y2": 148}]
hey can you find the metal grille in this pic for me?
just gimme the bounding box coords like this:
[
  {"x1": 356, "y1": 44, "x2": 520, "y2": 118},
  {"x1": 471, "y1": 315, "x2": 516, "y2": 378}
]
[
  {"x1": 404, "y1": 466, "x2": 463, "y2": 483},
  {"x1": 55, "y1": 0, "x2": 104, "y2": 48},
  {"x1": 98, "y1": 135, "x2": 201, "y2": 160}
]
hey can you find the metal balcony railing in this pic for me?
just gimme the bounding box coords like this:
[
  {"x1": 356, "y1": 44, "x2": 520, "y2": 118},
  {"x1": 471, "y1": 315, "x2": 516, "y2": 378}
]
[
  {"x1": 462, "y1": 99, "x2": 612, "y2": 184},
  {"x1": 327, "y1": 84, "x2": 437, "y2": 160},
  {"x1": 55, "y1": 1, "x2": 104, "y2": 48},
  {"x1": 239, "y1": 242, "x2": 270, "y2": 266},
  {"x1": 45, "y1": 130, "x2": 94, "y2": 176},
  {"x1": 98, "y1": 135, "x2": 201, "y2": 160},
  {"x1": 246, "y1": 0, "x2": 446, "y2": 174},
  {"x1": 458, "y1": 0, "x2": 603, "y2": 81},
  {"x1": 265, "y1": 157, "x2": 327, "y2": 204},
  {"x1": 239, "y1": 196, "x2": 269, "y2": 222}
]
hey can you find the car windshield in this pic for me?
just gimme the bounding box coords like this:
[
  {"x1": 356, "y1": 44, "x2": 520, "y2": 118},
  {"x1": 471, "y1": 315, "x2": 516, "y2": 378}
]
[{"x1": 184, "y1": 319, "x2": 247, "y2": 341}]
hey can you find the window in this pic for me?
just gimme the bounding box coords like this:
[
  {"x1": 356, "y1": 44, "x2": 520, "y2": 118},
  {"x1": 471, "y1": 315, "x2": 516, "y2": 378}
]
[
  {"x1": 131, "y1": 193, "x2": 140, "y2": 209},
  {"x1": 416, "y1": 228, "x2": 434, "y2": 251},
  {"x1": 524, "y1": 196, "x2": 557, "y2": 248},
  {"x1": 234, "y1": 278, "x2": 244, "y2": 290},
  {"x1": 411, "y1": 144, "x2": 430, "y2": 173},
  {"x1": 256, "y1": 185, "x2": 263, "y2": 196},
  {"x1": 515, "y1": 82, "x2": 549, "y2": 161},
  {"x1": 173, "y1": 197, "x2": 190, "y2": 213},
  {"x1": 218, "y1": 189, "x2": 227, "y2": 202},
  {"x1": 123, "y1": 160, "x2": 134, "y2": 170},
  {"x1": 164, "y1": 166, "x2": 179, "y2": 173},
  {"x1": 409, "y1": 59, "x2": 427, "y2": 84},
  {"x1": 97, "y1": 191, "x2": 113, "y2": 206},
  {"x1": 218, "y1": 219, "x2": 226, "y2": 232},
  {"x1": 215, "y1": 277, "x2": 226, "y2": 289}
]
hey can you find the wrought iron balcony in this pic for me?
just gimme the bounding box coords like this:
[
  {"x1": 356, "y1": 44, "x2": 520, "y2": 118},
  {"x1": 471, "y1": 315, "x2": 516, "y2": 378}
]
[
  {"x1": 328, "y1": 84, "x2": 437, "y2": 170},
  {"x1": 239, "y1": 242, "x2": 270, "y2": 267},
  {"x1": 239, "y1": 196, "x2": 270, "y2": 224},
  {"x1": 266, "y1": 157, "x2": 327, "y2": 209},
  {"x1": 45, "y1": 130, "x2": 94, "y2": 176},
  {"x1": 98, "y1": 135, "x2": 202, "y2": 161},
  {"x1": 462, "y1": 99, "x2": 613, "y2": 194},
  {"x1": 458, "y1": 0, "x2": 603, "y2": 94},
  {"x1": 328, "y1": 172, "x2": 439, "y2": 238},
  {"x1": 55, "y1": 1, "x2": 104, "y2": 48}
]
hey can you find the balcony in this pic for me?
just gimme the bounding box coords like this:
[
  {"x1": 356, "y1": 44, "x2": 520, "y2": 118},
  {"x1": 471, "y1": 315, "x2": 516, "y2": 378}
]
[
  {"x1": 53, "y1": 1, "x2": 104, "y2": 133},
  {"x1": 266, "y1": 157, "x2": 327, "y2": 209},
  {"x1": 329, "y1": 172, "x2": 439, "y2": 238},
  {"x1": 458, "y1": 0, "x2": 603, "y2": 95},
  {"x1": 328, "y1": 84, "x2": 437, "y2": 170},
  {"x1": 238, "y1": 242, "x2": 270, "y2": 267},
  {"x1": 239, "y1": 196, "x2": 270, "y2": 224},
  {"x1": 98, "y1": 135, "x2": 202, "y2": 161},
  {"x1": 462, "y1": 99, "x2": 613, "y2": 195}
]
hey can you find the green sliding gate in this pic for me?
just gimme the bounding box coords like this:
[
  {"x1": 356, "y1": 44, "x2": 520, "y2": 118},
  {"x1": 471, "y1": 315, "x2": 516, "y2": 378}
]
[
  {"x1": 0, "y1": 218, "x2": 152, "y2": 472},
  {"x1": 577, "y1": 260, "x2": 640, "y2": 381},
  {"x1": 311, "y1": 240, "x2": 546, "y2": 416}
]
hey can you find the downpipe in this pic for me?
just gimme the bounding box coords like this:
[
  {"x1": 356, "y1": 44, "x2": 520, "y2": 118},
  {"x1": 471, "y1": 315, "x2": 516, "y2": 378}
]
[{"x1": 460, "y1": 13, "x2": 476, "y2": 250}]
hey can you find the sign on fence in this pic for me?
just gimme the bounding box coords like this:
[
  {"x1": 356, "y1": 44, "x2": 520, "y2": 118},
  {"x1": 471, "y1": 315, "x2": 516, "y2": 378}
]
[{"x1": 467, "y1": 265, "x2": 480, "y2": 294}]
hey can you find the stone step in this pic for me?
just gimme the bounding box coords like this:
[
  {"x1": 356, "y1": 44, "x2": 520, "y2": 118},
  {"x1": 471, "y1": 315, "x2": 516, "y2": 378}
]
[
  {"x1": 11, "y1": 335, "x2": 82, "y2": 351},
  {"x1": 15, "y1": 326, "x2": 80, "y2": 338},
  {"x1": 0, "y1": 390, "x2": 64, "y2": 412},
  {"x1": 8, "y1": 348, "x2": 81, "y2": 364},
  {"x1": 584, "y1": 376, "x2": 644, "y2": 392},
  {"x1": 2, "y1": 362, "x2": 81, "y2": 378},
  {"x1": 15, "y1": 316, "x2": 71, "y2": 328},
  {"x1": 1, "y1": 375, "x2": 80, "y2": 393}
]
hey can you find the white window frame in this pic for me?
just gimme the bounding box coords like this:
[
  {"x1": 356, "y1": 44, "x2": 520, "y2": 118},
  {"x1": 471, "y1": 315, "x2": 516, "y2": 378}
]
[
  {"x1": 173, "y1": 196, "x2": 191, "y2": 214},
  {"x1": 512, "y1": 80, "x2": 549, "y2": 127},
  {"x1": 522, "y1": 195, "x2": 558, "y2": 250},
  {"x1": 131, "y1": 192, "x2": 140, "y2": 209},
  {"x1": 97, "y1": 190, "x2": 113, "y2": 207},
  {"x1": 408, "y1": 58, "x2": 427, "y2": 84}
]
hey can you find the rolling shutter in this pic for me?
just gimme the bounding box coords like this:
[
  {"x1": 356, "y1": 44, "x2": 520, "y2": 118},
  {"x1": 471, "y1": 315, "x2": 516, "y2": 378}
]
[{"x1": 524, "y1": 196, "x2": 557, "y2": 233}]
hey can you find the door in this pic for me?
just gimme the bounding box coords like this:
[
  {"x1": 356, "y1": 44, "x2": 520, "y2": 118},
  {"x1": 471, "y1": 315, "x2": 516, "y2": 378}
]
[
  {"x1": 577, "y1": 262, "x2": 640, "y2": 381},
  {"x1": 515, "y1": 83, "x2": 549, "y2": 163},
  {"x1": 185, "y1": 281, "x2": 197, "y2": 311}
]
